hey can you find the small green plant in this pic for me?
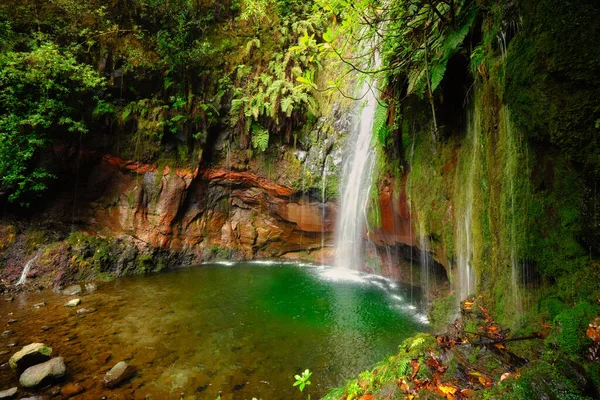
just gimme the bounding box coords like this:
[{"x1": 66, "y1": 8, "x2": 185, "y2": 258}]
[{"x1": 293, "y1": 369, "x2": 312, "y2": 398}]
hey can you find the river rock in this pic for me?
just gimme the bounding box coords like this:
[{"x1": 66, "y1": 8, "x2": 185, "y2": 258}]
[
  {"x1": 19, "y1": 357, "x2": 66, "y2": 388},
  {"x1": 1, "y1": 331, "x2": 12, "y2": 337},
  {"x1": 9, "y1": 343, "x2": 52, "y2": 371},
  {"x1": 60, "y1": 382, "x2": 83, "y2": 397},
  {"x1": 61, "y1": 285, "x2": 82, "y2": 296},
  {"x1": 0, "y1": 387, "x2": 17, "y2": 399},
  {"x1": 76, "y1": 307, "x2": 96, "y2": 315},
  {"x1": 85, "y1": 283, "x2": 97, "y2": 292},
  {"x1": 103, "y1": 361, "x2": 135, "y2": 388},
  {"x1": 64, "y1": 299, "x2": 81, "y2": 307}
]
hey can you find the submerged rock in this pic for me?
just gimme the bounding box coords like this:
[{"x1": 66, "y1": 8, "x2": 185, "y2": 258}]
[
  {"x1": 76, "y1": 307, "x2": 96, "y2": 315},
  {"x1": 9, "y1": 343, "x2": 52, "y2": 371},
  {"x1": 64, "y1": 299, "x2": 81, "y2": 307},
  {"x1": 103, "y1": 361, "x2": 135, "y2": 388},
  {"x1": 19, "y1": 357, "x2": 66, "y2": 388},
  {"x1": 85, "y1": 283, "x2": 97, "y2": 292},
  {"x1": 61, "y1": 285, "x2": 82, "y2": 296},
  {"x1": 0, "y1": 387, "x2": 17, "y2": 399},
  {"x1": 60, "y1": 382, "x2": 83, "y2": 397}
]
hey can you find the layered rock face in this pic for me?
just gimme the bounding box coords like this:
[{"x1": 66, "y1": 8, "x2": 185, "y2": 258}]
[{"x1": 67, "y1": 154, "x2": 337, "y2": 261}]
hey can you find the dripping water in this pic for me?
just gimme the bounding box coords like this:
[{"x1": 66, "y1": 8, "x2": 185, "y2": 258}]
[
  {"x1": 418, "y1": 221, "x2": 432, "y2": 308},
  {"x1": 321, "y1": 157, "x2": 328, "y2": 263},
  {"x1": 408, "y1": 130, "x2": 417, "y2": 305},
  {"x1": 455, "y1": 105, "x2": 479, "y2": 301}
]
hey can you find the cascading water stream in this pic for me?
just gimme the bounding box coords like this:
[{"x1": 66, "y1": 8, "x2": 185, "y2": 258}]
[
  {"x1": 334, "y1": 51, "x2": 381, "y2": 270},
  {"x1": 16, "y1": 251, "x2": 41, "y2": 285}
]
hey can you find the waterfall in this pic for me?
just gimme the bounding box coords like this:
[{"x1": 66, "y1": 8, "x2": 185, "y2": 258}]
[
  {"x1": 16, "y1": 251, "x2": 41, "y2": 285},
  {"x1": 455, "y1": 105, "x2": 480, "y2": 300},
  {"x1": 334, "y1": 53, "x2": 381, "y2": 270}
]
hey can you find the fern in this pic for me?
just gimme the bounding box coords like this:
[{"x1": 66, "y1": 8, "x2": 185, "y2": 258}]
[
  {"x1": 409, "y1": 337, "x2": 425, "y2": 350},
  {"x1": 245, "y1": 38, "x2": 261, "y2": 56},
  {"x1": 251, "y1": 124, "x2": 269, "y2": 152},
  {"x1": 397, "y1": 359, "x2": 411, "y2": 377},
  {"x1": 373, "y1": 102, "x2": 389, "y2": 147}
]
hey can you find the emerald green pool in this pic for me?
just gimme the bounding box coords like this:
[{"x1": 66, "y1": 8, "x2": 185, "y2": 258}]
[{"x1": 0, "y1": 262, "x2": 429, "y2": 399}]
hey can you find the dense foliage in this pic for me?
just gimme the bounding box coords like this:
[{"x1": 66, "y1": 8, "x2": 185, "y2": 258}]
[
  {"x1": 0, "y1": 0, "x2": 331, "y2": 204},
  {"x1": 0, "y1": 40, "x2": 104, "y2": 205}
]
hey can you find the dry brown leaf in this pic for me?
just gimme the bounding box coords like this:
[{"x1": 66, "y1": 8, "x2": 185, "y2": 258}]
[
  {"x1": 399, "y1": 379, "x2": 410, "y2": 393},
  {"x1": 478, "y1": 375, "x2": 493, "y2": 387},
  {"x1": 410, "y1": 359, "x2": 420, "y2": 380}
]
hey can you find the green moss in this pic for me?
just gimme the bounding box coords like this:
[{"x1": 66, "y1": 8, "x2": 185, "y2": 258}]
[
  {"x1": 541, "y1": 297, "x2": 568, "y2": 321},
  {"x1": 550, "y1": 302, "x2": 596, "y2": 356},
  {"x1": 24, "y1": 229, "x2": 48, "y2": 253},
  {"x1": 0, "y1": 225, "x2": 16, "y2": 253},
  {"x1": 138, "y1": 254, "x2": 154, "y2": 274},
  {"x1": 428, "y1": 294, "x2": 457, "y2": 331},
  {"x1": 479, "y1": 360, "x2": 594, "y2": 400},
  {"x1": 505, "y1": 0, "x2": 600, "y2": 179}
]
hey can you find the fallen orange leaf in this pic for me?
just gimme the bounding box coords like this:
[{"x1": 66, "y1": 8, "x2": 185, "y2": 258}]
[
  {"x1": 438, "y1": 384, "x2": 457, "y2": 394},
  {"x1": 399, "y1": 379, "x2": 410, "y2": 393}
]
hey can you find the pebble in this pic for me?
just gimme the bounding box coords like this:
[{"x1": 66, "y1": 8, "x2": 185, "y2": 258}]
[
  {"x1": 61, "y1": 285, "x2": 82, "y2": 296},
  {"x1": 64, "y1": 299, "x2": 81, "y2": 307},
  {"x1": 19, "y1": 357, "x2": 66, "y2": 388},
  {"x1": 85, "y1": 283, "x2": 97, "y2": 292},
  {"x1": 40, "y1": 326, "x2": 50, "y2": 332},
  {"x1": 33, "y1": 302, "x2": 45, "y2": 309},
  {"x1": 76, "y1": 307, "x2": 96, "y2": 315},
  {"x1": 6, "y1": 319, "x2": 17, "y2": 325},
  {"x1": 1, "y1": 331, "x2": 12, "y2": 337},
  {"x1": 60, "y1": 382, "x2": 84, "y2": 397},
  {"x1": 9, "y1": 343, "x2": 52, "y2": 371},
  {"x1": 103, "y1": 361, "x2": 136, "y2": 388},
  {"x1": 0, "y1": 387, "x2": 17, "y2": 399},
  {"x1": 97, "y1": 353, "x2": 111, "y2": 364}
]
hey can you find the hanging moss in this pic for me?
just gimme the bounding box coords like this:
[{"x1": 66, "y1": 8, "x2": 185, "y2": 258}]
[{"x1": 504, "y1": 0, "x2": 600, "y2": 178}]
